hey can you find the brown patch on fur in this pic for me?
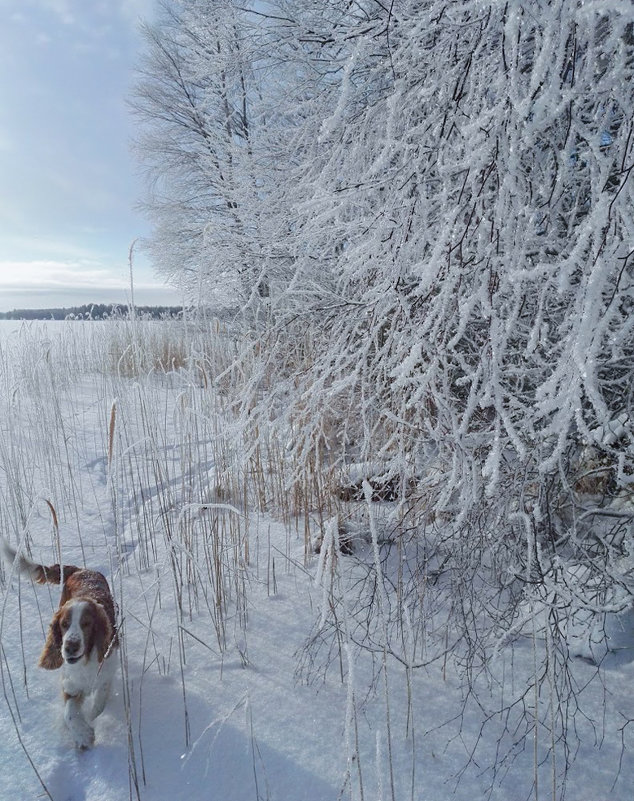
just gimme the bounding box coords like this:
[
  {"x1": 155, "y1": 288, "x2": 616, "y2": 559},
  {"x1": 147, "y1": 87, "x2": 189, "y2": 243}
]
[
  {"x1": 39, "y1": 612, "x2": 64, "y2": 670},
  {"x1": 31, "y1": 563, "x2": 81, "y2": 585},
  {"x1": 56, "y1": 569, "x2": 117, "y2": 637},
  {"x1": 81, "y1": 601, "x2": 114, "y2": 662}
]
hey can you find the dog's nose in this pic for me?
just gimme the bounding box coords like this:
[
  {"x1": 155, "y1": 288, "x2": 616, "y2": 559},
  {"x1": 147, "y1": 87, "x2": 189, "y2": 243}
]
[{"x1": 65, "y1": 638, "x2": 80, "y2": 655}]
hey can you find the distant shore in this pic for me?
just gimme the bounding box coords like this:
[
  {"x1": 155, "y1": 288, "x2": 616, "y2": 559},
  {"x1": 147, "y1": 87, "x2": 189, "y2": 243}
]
[{"x1": 0, "y1": 303, "x2": 183, "y2": 321}]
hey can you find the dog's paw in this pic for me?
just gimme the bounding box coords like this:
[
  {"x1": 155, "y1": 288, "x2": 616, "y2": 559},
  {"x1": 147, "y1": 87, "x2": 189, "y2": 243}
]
[{"x1": 72, "y1": 720, "x2": 95, "y2": 750}]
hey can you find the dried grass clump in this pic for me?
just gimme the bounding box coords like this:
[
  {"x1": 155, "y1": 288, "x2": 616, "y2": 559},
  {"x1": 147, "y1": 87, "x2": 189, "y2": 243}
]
[{"x1": 107, "y1": 320, "x2": 187, "y2": 377}]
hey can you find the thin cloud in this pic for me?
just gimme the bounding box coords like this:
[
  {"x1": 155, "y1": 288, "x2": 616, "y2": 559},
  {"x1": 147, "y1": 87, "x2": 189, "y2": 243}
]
[
  {"x1": 0, "y1": 260, "x2": 125, "y2": 291},
  {"x1": 1, "y1": 236, "x2": 104, "y2": 261},
  {"x1": 0, "y1": 258, "x2": 180, "y2": 312},
  {"x1": 0, "y1": 259, "x2": 176, "y2": 292}
]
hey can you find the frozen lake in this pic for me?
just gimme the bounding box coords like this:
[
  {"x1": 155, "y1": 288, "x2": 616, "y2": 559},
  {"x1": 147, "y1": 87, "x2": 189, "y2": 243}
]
[{"x1": 0, "y1": 318, "x2": 113, "y2": 340}]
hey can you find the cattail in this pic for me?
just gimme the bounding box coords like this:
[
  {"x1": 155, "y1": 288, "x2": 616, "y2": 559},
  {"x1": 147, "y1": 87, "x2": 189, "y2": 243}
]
[
  {"x1": 107, "y1": 400, "x2": 117, "y2": 468},
  {"x1": 44, "y1": 499, "x2": 60, "y2": 564}
]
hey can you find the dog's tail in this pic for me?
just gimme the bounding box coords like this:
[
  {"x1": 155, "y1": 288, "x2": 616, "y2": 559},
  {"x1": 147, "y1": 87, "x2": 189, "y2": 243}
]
[{"x1": 1, "y1": 538, "x2": 78, "y2": 585}]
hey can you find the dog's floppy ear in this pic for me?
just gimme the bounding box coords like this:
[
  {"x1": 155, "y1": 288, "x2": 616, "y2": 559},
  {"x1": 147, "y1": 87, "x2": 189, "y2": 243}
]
[
  {"x1": 39, "y1": 611, "x2": 63, "y2": 670},
  {"x1": 90, "y1": 603, "x2": 113, "y2": 662}
]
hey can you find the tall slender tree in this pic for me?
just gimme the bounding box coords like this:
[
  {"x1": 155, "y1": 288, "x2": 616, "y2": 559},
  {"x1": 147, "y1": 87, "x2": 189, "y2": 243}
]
[{"x1": 132, "y1": 0, "x2": 270, "y2": 307}]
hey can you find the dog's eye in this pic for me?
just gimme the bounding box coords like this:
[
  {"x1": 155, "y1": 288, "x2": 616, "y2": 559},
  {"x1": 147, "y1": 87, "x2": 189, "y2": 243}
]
[
  {"x1": 60, "y1": 619, "x2": 70, "y2": 630},
  {"x1": 81, "y1": 619, "x2": 91, "y2": 628}
]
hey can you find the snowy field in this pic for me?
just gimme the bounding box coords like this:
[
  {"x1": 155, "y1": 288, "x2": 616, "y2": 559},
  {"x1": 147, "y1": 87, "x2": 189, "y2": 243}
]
[{"x1": 0, "y1": 321, "x2": 632, "y2": 801}]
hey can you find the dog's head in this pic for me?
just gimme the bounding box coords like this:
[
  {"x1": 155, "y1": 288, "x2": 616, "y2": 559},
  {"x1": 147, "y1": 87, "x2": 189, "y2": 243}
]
[{"x1": 39, "y1": 599, "x2": 113, "y2": 669}]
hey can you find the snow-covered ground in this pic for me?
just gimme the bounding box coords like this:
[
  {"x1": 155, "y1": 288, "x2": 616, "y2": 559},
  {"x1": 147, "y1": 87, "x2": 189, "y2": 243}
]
[{"x1": 0, "y1": 322, "x2": 633, "y2": 801}]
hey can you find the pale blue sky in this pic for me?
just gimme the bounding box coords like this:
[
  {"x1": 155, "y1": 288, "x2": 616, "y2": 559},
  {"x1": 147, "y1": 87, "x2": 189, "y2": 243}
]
[{"x1": 0, "y1": 0, "x2": 182, "y2": 311}]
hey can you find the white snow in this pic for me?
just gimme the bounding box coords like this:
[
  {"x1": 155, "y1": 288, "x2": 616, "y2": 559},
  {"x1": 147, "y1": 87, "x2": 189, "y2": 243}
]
[{"x1": 0, "y1": 321, "x2": 633, "y2": 801}]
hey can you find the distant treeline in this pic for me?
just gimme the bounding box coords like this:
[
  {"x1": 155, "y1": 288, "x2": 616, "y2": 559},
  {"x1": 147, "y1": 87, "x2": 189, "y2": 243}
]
[{"x1": 0, "y1": 304, "x2": 183, "y2": 321}]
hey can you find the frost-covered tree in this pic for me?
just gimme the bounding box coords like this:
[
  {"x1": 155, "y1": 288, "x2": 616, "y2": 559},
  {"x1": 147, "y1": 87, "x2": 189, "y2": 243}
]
[
  {"x1": 132, "y1": 0, "x2": 274, "y2": 307},
  {"x1": 274, "y1": 0, "x2": 634, "y2": 529},
  {"x1": 136, "y1": 0, "x2": 634, "y2": 607},
  {"x1": 134, "y1": 3, "x2": 634, "y2": 793},
  {"x1": 270, "y1": 4, "x2": 634, "y2": 790}
]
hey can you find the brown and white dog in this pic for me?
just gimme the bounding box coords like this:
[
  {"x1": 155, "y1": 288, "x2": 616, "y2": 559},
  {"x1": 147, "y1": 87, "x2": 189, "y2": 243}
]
[{"x1": 1, "y1": 540, "x2": 118, "y2": 749}]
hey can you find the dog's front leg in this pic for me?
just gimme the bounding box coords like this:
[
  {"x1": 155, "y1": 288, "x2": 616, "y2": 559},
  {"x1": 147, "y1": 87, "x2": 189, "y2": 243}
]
[
  {"x1": 86, "y1": 680, "x2": 111, "y2": 722},
  {"x1": 86, "y1": 653, "x2": 117, "y2": 722},
  {"x1": 63, "y1": 692, "x2": 95, "y2": 750}
]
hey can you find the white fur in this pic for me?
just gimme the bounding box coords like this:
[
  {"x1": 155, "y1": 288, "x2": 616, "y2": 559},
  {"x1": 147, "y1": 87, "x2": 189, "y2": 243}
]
[
  {"x1": 61, "y1": 645, "x2": 117, "y2": 750},
  {"x1": 61, "y1": 600, "x2": 89, "y2": 662}
]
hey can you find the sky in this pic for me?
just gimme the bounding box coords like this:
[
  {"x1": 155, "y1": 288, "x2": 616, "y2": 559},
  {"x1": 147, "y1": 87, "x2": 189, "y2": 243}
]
[{"x1": 0, "y1": 0, "x2": 183, "y2": 311}]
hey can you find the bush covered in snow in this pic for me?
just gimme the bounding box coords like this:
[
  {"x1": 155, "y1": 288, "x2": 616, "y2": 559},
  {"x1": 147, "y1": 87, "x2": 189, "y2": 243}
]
[{"x1": 128, "y1": 1, "x2": 634, "y2": 798}]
